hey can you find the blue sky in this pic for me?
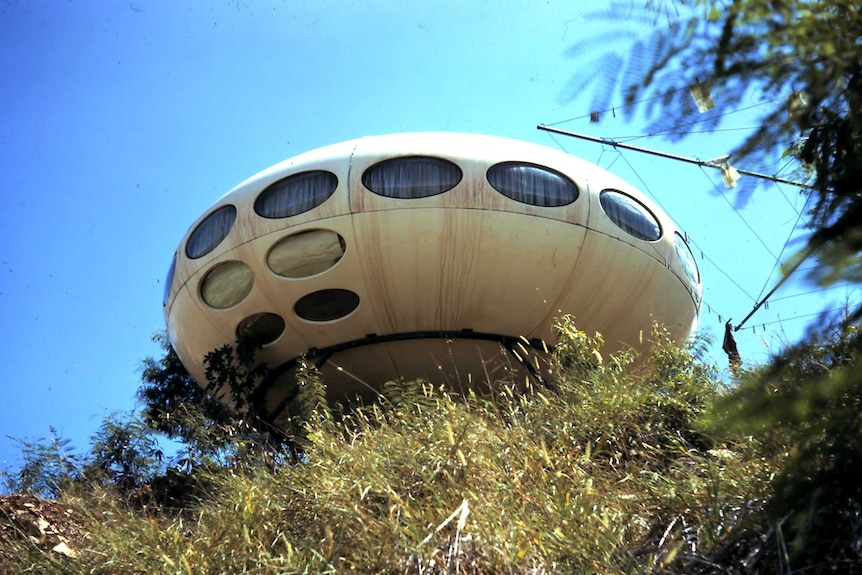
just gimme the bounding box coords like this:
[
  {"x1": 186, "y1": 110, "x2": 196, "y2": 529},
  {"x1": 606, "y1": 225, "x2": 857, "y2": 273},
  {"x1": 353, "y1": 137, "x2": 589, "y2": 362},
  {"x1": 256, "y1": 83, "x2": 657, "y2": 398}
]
[{"x1": 0, "y1": 1, "x2": 852, "y2": 476}]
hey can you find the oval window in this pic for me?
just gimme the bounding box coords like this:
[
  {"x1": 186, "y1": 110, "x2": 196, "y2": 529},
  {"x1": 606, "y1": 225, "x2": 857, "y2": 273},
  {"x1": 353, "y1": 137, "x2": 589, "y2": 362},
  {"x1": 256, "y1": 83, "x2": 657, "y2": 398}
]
[
  {"x1": 599, "y1": 190, "x2": 661, "y2": 241},
  {"x1": 254, "y1": 170, "x2": 338, "y2": 218},
  {"x1": 674, "y1": 232, "x2": 700, "y2": 284},
  {"x1": 186, "y1": 205, "x2": 236, "y2": 259},
  {"x1": 486, "y1": 162, "x2": 578, "y2": 207},
  {"x1": 163, "y1": 253, "x2": 177, "y2": 307},
  {"x1": 237, "y1": 312, "x2": 285, "y2": 346},
  {"x1": 362, "y1": 156, "x2": 462, "y2": 199},
  {"x1": 200, "y1": 261, "x2": 254, "y2": 309},
  {"x1": 295, "y1": 289, "x2": 360, "y2": 322},
  {"x1": 268, "y1": 229, "x2": 346, "y2": 278}
]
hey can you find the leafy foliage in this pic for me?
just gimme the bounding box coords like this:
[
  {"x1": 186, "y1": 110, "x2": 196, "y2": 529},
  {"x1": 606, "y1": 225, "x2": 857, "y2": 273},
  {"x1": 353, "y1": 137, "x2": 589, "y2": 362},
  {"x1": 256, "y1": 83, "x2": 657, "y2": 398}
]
[
  {"x1": 138, "y1": 332, "x2": 297, "y2": 471},
  {"x1": 573, "y1": 0, "x2": 862, "y2": 278},
  {"x1": 138, "y1": 332, "x2": 235, "y2": 465},
  {"x1": 86, "y1": 412, "x2": 163, "y2": 493},
  {"x1": 711, "y1": 321, "x2": 862, "y2": 566},
  {"x1": 202, "y1": 340, "x2": 298, "y2": 468},
  {"x1": 135, "y1": 335, "x2": 303, "y2": 473},
  {"x1": 203, "y1": 340, "x2": 269, "y2": 417},
  {"x1": 3, "y1": 428, "x2": 81, "y2": 499}
]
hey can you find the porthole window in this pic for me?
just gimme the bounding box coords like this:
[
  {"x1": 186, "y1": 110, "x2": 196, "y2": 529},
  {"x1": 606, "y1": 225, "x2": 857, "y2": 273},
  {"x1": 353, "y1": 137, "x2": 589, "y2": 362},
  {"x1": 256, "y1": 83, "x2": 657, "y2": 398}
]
[
  {"x1": 163, "y1": 253, "x2": 177, "y2": 307},
  {"x1": 362, "y1": 156, "x2": 462, "y2": 199},
  {"x1": 268, "y1": 229, "x2": 346, "y2": 278},
  {"x1": 200, "y1": 261, "x2": 254, "y2": 309},
  {"x1": 294, "y1": 289, "x2": 359, "y2": 322},
  {"x1": 486, "y1": 162, "x2": 578, "y2": 207},
  {"x1": 186, "y1": 205, "x2": 236, "y2": 259},
  {"x1": 237, "y1": 312, "x2": 285, "y2": 346},
  {"x1": 254, "y1": 171, "x2": 338, "y2": 218},
  {"x1": 599, "y1": 190, "x2": 661, "y2": 241},
  {"x1": 674, "y1": 232, "x2": 700, "y2": 284}
]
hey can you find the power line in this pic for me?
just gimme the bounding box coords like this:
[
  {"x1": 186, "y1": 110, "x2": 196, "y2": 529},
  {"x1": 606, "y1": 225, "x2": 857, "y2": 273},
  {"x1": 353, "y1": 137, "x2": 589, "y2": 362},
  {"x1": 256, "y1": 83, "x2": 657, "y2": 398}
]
[
  {"x1": 537, "y1": 125, "x2": 826, "y2": 332},
  {"x1": 635, "y1": 95, "x2": 790, "y2": 140},
  {"x1": 697, "y1": 165, "x2": 779, "y2": 262},
  {"x1": 755, "y1": 186, "x2": 812, "y2": 302},
  {"x1": 734, "y1": 246, "x2": 813, "y2": 331},
  {"x1": 536, "y1": 126, "x2": 813, "y2": 189},
  {"x1": 609, "y1": 126, "x2": 763, "y2": 140},
  {"x1": 608, "y1": 148, "x2": 758, "y2": 303},
  {"x1": 544, "y1": 85, "x2": 692, "y2": 126},
  {"x1": 545, "y1": 89, "x2": 790, "y2": 133},
  {"x1": 565, "y1": 139, "x2": 760, "y2": 304},
  {"x1": 769, "y1": 283, "x2": 856, "y2": 303},
  {"x1": 738, "y1": 306, "x2": 851, "y2": 332},
  {"x1": 536, "y1": 122, "x2": 856, "y2": 341},
  {"x1": 697, "y1": 248, "x2": 758, "y2": 303}
]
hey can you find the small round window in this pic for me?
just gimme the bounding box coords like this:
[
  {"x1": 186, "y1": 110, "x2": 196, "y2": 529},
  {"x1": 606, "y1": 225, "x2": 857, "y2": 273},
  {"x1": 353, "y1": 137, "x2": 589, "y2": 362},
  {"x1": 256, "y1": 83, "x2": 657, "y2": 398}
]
[
  {"x1": 486, "y1": 162, "x2": 578, "y2": 207},
  {"x1": 254, "y1": 171, "x2": 338, "y2": 218},
  {"x1": 599, "y1": 190, "x2": 661, "y2": 241},
  {"x1": 163, "y1": 253, "x2": 177, "y2": 307},
  {"x1": 674, "y1": 232, "x2": 700, "y2": 284},
  {"x1": 237, "y1": 312, "x2": 285, "y2": 346},
  {"x1": 362, "y1": 156, "x2": 462, "y2": 199},
  {"x1": 295, "y1": 289, "x2": 360, "y2": 322},
  {"x1": 200, "y1": 261, "x2": 254, "y2": 309},
  {"x1": 186, "y1": 205, "x2": 236, "y2": 259},
  {"x1": 268, "y1": 229, "x2": 345, "y2": 278}
]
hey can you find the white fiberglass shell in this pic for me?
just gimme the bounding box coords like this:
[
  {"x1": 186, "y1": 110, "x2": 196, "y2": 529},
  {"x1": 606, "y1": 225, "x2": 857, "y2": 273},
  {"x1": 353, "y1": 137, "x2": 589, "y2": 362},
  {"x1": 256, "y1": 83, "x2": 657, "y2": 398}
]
[{"x1": 164, "y1": 133, "x2": 701, "y2": 419}]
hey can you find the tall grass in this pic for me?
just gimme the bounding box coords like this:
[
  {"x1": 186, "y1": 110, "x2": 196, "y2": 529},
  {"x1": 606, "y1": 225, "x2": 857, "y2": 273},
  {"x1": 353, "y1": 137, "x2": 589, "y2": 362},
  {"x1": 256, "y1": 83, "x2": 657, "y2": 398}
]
[{"x1": 5, "y1": 320, "x2": 778, "y2": 573}]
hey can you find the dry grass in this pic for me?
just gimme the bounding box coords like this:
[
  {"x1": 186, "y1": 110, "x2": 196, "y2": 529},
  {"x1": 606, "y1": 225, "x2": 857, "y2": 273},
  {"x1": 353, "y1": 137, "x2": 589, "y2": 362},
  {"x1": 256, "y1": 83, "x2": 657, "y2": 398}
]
[{"x1": 3, "y1": 322, "x2": 779, "y2": 574}]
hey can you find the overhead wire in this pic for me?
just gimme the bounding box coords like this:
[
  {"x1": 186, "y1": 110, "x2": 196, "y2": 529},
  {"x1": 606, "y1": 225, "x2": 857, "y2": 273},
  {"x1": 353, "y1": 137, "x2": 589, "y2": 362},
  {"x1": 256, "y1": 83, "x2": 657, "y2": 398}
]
[
  {"x1": 538, "y1": 125, "x2": 812, "y2": 188},
  {"x1": 769, "y1": 283, "x2": 857, "y2": 303},
  {"x1": 610, "y1": 148, "x2": 758, "y2": 303},
  {"x1": 698, "y1": 251, "x2": 758, "y2": 303},
  {"x1": 634, "y1": 95, "x2": 790, "y2": 141},
  {"x1": 755, "y1": 185, "x2": 812, "y2": 302},
  {"x1": 607, "y1": 126, "x2": 763, "y2": 140},
  {"x1": 607, "y1": 118, "x2": 817, "y2": 330},
  {"x1": 547, "y1": 88, "x2": 789, "y2": 133},
  {"x1": 544, "y1": 85, "x2": 692, "y2": 126},
  {"x1": 738, "y1": 306, "x2": 851, "y2": 331},
  {"x1": 615, "y1": 149, "x2": 671, "y2": 215},
  {"x1": 549, "y1": 93, "x2": 791, "y2": 145},
  {"x1": 543, "y1": 127, "x2": 803, "y2": 311},
  {"x1": 540, "y1": 90, "x2": 834, "y2": 339},
  {"x1": 584, "y1": 143, "x2": 757, "y2": 302},
  {"x1": 697, "y1": 165, "x2": 779, "y2": 261},
  {"x1": 550, "y1": 134, "x2": 753, "y2": 318},
  {"x1": 767, "y1": 157, "x2": 807, "y2": 214}
]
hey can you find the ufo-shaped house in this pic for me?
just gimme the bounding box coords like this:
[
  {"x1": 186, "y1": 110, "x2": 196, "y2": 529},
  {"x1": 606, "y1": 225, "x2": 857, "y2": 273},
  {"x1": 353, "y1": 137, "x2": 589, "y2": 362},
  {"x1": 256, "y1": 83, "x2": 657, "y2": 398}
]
[{"x1": 164, "y1": 133, "x2": 701, "y2": 425}]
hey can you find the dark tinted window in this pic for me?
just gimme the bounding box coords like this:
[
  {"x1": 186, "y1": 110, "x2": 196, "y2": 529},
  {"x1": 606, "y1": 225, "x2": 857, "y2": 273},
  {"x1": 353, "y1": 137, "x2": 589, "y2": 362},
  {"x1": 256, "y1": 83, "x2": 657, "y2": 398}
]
[
  {"x1": 237, "y1": 312, "x2": 285, "y2": 346},
  {"x1": 294, "y1": 289, "x2": 360, "y2": 321},
  {"x1": 186, "y1": 205, "x2": 236, "y2": 259},
  {"x1": 486, "y1": 162, "x2": 578, "y2": 207},
  {"x1": 362, "y1": 156, "x2": 462, "y2": 199},
  {"x1": 254, "y1": 171, "x2": 338, "y2": 218},
  {"x1": 599, "y1": 190, "x2": 661, "y2": 241},
  {"x1": 163, "y1": 253, "x2": 177, "y2": 306}
]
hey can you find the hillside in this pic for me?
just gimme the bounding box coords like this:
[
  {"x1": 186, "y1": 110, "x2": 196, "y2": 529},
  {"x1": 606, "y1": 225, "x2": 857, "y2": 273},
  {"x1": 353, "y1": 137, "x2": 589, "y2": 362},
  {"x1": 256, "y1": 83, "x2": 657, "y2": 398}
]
[{"x1": 2, "y1": 320, "x2": 859, "y2": 573}]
